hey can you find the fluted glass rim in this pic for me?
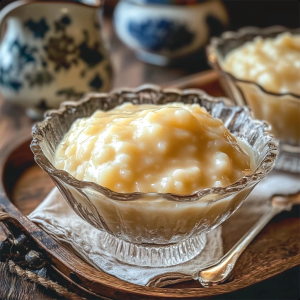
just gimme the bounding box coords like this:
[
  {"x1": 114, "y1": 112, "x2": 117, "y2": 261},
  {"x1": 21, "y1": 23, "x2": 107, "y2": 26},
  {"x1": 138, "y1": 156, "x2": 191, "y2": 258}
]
[
  {"x1": 31, "y1": 84, "x2": 278, "y2": 202},
  {"x1": 207, "y1": 25, "x2": 300, "y2": 99}
]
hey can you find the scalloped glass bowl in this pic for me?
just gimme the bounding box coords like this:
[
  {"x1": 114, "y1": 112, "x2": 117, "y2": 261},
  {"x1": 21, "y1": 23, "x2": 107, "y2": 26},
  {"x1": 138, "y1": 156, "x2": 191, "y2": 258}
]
[
  {"x1": 207, "y1": 26, "x2": 300, "y2": 173},
  {"x1": 31, "y1": 86, "x2": 277, "y2": 267}
]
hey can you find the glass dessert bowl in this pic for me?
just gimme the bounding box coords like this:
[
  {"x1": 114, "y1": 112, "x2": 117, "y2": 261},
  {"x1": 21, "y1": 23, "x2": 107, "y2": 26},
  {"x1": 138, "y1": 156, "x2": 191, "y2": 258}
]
[
  {"x1": 207, "y1": 26, "x2": 300, "y2": 173},
  {"x1": 31, "y1": 85, "x2": 277, "y2": 267}
]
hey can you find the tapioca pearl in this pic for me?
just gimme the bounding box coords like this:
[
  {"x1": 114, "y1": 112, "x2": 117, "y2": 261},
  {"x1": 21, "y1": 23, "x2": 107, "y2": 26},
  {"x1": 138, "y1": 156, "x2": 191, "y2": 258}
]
[
  {"x1": 136, "y1": 141, "x2": 146, "y2": 151},
  {"x1": 198, "y1": 114, "x2": 222, "y2": 128},
  {"x1": 76, "y1": 163, "x2": 88, "y2": 180},
  {"x1": 257, "y1": 73, "x2": 280, "y2": 92},
  {"x1": 97, "y1": 165, "x2": 118, "y2": 187},
  {"x1": 114, "y1": 182, "x2": 128, "y2": 193},
  {"x1": 187, "y1": 166, "x2": 202, "y2": 177},
  {"x1": 144, "y1": 156, "x2": 155, "y2": 166},
  {"x1": 120, "y1": 102, "x2": 134, "y2": 109},
  {"x1": 233, "y1": 63, "x2": 247, "y2": 78},
  {"x1": 84, "y1": 124, "x2": 99, "y2": 135},
  {"x1": 207, "y1": 140, "x2": 218, "y2": 148},
  {"x1": 55, "y1": 159, "x2": 65, "y2": 170},
  {"x1": 60, "y1": 141, "x2": 69, "y2": 151},
  {"x1": 113, "y1": 141, "x2": 138, "y2": 155},
  {"x1": 174, "y1": 128, "x2": 191, "y2": 139},
  {"x1": 99, "y1": 130, "x2": 113, "y2": 144},
  {"x1": 160, "y1": 177, "x2": 173, "y2": 191},
  {"x1": 120, "y1": 169, "x2": 133, "y2": 180},
  {"x1": 76, "y1": 147, "x2": 89, "y2": 162},
  {"x1": 78, "y1": 133, "x2": 89, "y2": 143},
  {"x1": 93, "y1": 110, "x2": 106, "y2": 118},
  {"x1": 277, "y1": 34, "x2": 293, "y2": 47},
  {"x1": 206, "y1": 131, "x2": 222, "y2": 141},
  {"x1": 114, "y1": 153, "x2": 132, "y2": 165},
  {"x1": 174, "y1": 180, "x2": 184, "y2": 193},
  {"x1": 173, "y1": 167, "x2": 201, "y2": 182},
  {"x1": 144, "y1": 111, "x2": 160, "y2": 123},
  {"x1": 249, "y1": 63, "x2": 265, "y2": 77},
  {"x1": 190, "y1": 104, "x2": 207, "y2": 114},
  {"x1": 65, "y1": 144, "x2": 77, "y2": 156},
  {"x1": 232, "y1": 169, "x2": 245, "y2": 181},
  {"x1": 295, "y1": 60, "x2": 300, "y2": 68},
  {"x1": 175, "y1": 108, "x2": 190, "y2": 118},
  {"x1": 144, "y1": 174, "x2": 154, "y2": 181},
  {"x1": 65, "y1": 158, "x2": 79, "y2": 173},
  {"x1": 147, "y1": 123, "x2": 164, "y2": 137},
  {"x1": 279, "y1": 62, "x2": 299, "y2": 80},
  {"x1": 76, "y1": 139, "x2": 96, "y2": 161},
  {"x1": 105, "y1": 124, "x2": 123, "y2": 136},
  {"x1": 173, "y1": 109, "x2": 199, "y2": 129},
  {"x1": 92, "y1": 147, "x2": 115, "y2": 165},
  {"x1": 157, "y1": 141, "x2": 168, "y2": 154},
  {"x1": 55, "y1": 147, "x2": 64, "y2": 158},
  {"x1": 213, "y1": 152, "x2": 231, "y2": 172},
  {"x1": 134, "y1": 124, "x2": 151, "y2": 139},
  {"x1": 112, "y1": 116, "x2": 130, "y2": 126}
]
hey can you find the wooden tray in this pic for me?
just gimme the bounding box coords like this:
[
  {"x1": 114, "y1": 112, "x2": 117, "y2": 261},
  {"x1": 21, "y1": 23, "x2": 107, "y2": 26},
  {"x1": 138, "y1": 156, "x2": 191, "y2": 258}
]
[{"x1": 0, "y1": 73, "x2": 299, "y2": 299}]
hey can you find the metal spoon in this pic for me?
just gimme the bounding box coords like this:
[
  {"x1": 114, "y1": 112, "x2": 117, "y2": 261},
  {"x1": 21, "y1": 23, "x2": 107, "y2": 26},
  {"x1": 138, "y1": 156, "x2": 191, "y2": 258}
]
[{"x1": 198, "y1": 192, "x2": 300, "y2": 287}]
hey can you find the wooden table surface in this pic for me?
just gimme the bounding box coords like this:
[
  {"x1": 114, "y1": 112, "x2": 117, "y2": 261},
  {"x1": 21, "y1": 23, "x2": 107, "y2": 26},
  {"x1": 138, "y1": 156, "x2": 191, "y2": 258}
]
[{"x1": 1, "y1": 16, "x2": 300, "y2": 300}]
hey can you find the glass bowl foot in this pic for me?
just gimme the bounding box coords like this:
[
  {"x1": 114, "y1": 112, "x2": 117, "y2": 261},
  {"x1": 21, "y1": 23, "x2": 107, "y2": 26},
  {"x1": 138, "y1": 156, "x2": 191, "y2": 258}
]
[{"x1": 102, "y1": 232, "x2": 207, "y2": 267}]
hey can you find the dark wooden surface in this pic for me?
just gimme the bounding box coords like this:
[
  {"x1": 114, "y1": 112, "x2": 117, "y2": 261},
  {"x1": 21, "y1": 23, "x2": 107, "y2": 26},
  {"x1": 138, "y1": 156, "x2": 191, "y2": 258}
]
[
  {"x1": 1, "y1": 79, "x2": 300, "y2": 300},
  {"x1": 0, "y1": 15, "x2": 300, "y2": 300}
]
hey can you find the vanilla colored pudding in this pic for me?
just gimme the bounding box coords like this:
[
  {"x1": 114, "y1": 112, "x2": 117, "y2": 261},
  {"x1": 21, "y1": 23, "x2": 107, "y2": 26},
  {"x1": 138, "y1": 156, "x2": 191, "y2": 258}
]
[
  {"x1": 54, "y1": 102, "x2": 255, "y2": 244},
  {"x1": 222, "y1": 32, "x2": 300, "y2": 145},
  {"x1": 55, "y1": 103, "x2": 252, "y2": 194},
  {"x1": 223, "y1": 32, "x2": 300, "y2": 95}
]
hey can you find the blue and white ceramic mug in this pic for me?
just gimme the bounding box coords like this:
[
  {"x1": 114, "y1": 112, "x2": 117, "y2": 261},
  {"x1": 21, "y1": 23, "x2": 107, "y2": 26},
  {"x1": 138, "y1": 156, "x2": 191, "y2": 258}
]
[
  {"x1": 114, "y1": 0, "x2": 229, "y2": 66},
  {"x1": 0, "y1": 0, "x2": 112, "y2": 119}
]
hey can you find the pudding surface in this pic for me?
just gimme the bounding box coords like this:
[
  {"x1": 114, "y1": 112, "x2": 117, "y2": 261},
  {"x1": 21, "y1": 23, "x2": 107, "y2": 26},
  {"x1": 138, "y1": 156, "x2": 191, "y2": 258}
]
[
  {"x1": 223, "y1": 32, "x2": 300, "y2": 95},
  {"x1": 55, "y1": 103, "x2": 251, "y2": 194}
]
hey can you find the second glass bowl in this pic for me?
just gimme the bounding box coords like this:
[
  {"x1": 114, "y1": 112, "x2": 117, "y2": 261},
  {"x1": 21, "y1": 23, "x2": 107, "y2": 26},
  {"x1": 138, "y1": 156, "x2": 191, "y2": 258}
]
[
  {"x1": 31, "y1": 85, "x2": 277, "y2": 267},
  {"x1": 207, "y1": 26, "x2": 300, "y2": 173}
]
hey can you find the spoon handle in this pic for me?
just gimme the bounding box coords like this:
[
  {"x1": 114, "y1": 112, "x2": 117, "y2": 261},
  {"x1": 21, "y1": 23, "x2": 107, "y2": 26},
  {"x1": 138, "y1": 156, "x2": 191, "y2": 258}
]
[{"x1": 198, "y1": 206, "x2": 284, "y2": 287}]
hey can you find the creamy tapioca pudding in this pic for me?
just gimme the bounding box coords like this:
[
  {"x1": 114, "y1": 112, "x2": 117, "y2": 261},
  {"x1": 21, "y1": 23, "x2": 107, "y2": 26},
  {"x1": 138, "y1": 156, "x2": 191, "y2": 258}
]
[
  {"x1": 223, "y1": 32, "x2": 300, "y2": 95},
  {"x1": 222, "y1": 32, "x2": 300, "y2": 145},
  {"x1": 55, "y1": 102, "x2": 252, "y2": 194}
]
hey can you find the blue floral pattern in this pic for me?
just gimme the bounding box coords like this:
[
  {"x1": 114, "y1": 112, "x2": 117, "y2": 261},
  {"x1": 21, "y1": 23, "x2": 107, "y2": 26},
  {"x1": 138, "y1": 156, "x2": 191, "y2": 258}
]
[
  {"x1": 0, "y1": 66, "x2": 23, "y2": 92},
  {"x1": 128, "y1": 19, "x2": 195, "y2": 51},
  {"x1": 24, "y1": 18, "x2": 50, "y2": 39},
  {"x1": 0, "y1": 14, "x2": 106, "y2": 104},
  {"x1": 89, "y1": 74, "x2": 103, "y2": 90},
  {"x1": 79, "y1": 31, "x2": 104, "y2": 68},
  {"x1": 0, "y1": 39, "x2": 37, "y2": 92}
]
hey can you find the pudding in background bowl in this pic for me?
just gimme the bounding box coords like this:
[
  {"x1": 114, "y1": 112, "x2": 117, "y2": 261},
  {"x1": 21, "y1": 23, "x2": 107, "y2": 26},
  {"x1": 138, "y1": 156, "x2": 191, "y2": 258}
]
[
  {"x1": 31, "y1": 85, "x2": 277, "y2": 267},
  {"x1": 207, "y1": 27, "x2": 300, "y2": 173}
]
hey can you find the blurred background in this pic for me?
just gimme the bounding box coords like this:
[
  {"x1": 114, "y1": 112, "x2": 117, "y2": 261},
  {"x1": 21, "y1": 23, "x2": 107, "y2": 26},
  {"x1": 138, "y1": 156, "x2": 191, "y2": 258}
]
[
  {"x1": 0, "y1": 1, "x2": 299, "y2": 299},
  {"x1": 0, "y1": 0, "x2": 299, "y2": 142},
  {"x1": 0, "y1": 0, "x2": 299, "y2": 92},
  {"x1": 0, "y1": 0, "x2": 299, "y2": 144}
]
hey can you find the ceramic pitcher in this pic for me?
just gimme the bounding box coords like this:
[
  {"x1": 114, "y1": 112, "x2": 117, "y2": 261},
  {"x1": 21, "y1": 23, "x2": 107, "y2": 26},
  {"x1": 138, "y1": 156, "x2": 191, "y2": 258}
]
[
  {"x1": 114, "y1": 0, "x2": 228, "y2": 66},
  {"x1": 0, "y1": 0, "x2": 112, "y2": 119}
]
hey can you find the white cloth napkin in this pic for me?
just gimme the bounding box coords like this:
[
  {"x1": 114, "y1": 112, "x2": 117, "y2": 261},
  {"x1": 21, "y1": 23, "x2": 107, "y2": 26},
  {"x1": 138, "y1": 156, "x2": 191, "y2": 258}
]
[{"x1": 29, "y1": 170, "x2": 299, "y2": 287}]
